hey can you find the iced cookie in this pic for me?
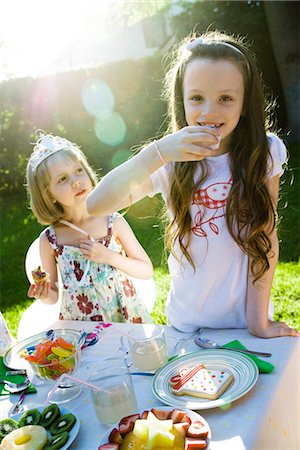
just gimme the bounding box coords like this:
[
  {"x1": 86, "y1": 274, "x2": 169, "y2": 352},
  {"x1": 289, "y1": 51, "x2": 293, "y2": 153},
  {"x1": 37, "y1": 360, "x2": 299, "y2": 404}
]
[
  {"x1": 170, "y1": 363, "x2": 234, "y2": 400},
  {"x1": 31, "y1": 266, "x2": 50, "y2": 284}
]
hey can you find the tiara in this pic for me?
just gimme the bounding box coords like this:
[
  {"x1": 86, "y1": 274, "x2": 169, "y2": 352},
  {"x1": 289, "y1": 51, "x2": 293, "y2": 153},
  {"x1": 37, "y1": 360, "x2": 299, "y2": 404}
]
[{"x1": 30, "y1": 132, "x2": 76, "y2": 173}]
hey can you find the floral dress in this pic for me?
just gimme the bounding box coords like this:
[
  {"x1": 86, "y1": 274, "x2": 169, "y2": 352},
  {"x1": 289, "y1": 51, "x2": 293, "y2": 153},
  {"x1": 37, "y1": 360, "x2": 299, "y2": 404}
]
[{"x1": 46, "y1": 213, "x2": 151, "y2": 323}]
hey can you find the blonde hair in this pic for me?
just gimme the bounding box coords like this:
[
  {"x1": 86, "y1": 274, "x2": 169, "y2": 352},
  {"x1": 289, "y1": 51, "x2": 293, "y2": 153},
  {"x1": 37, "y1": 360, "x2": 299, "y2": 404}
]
[{"x1": 26, "y1": 146, "x2": 98, "y2": 225}]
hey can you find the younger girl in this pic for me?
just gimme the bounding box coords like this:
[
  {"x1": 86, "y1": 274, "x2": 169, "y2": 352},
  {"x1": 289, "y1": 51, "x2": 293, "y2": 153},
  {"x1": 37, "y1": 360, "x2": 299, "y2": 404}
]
[
  {"x1": 26, "y1": 132, "x2": 153, "y2": 323},
  {"x1": 87, "y1": 31, "x2": 299, "y2": 338}
]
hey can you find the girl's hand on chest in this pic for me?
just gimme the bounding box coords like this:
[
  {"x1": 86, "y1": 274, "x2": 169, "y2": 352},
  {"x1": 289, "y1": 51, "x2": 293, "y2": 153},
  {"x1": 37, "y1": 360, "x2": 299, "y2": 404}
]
[{"x1": 79, "y1": 237, "x2": 111, "y2": 264}]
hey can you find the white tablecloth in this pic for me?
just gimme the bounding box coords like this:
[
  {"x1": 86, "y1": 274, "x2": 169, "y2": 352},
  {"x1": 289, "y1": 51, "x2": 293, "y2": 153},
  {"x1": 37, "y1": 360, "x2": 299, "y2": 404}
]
[{"x1": 1, "y1": 321, "x2": 299, "y2": 450}]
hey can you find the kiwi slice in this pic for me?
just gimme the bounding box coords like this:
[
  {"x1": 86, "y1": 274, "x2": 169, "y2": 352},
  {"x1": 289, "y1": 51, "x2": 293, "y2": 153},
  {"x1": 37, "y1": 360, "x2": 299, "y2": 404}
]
[
  {"x1": 50, "y1": 413, "x2": 76, "y2": 435},
  {"x1": 40, "y1": 404, "x2": 60, "y2": 428},
  {"x1": 18, "y1": 408, "x2": 41, "y2": 427},
  {"x1": 44, "y1": 431, "x2": 69, "y2": 449},
  {"x1": 0, "y1": 418, "x2": 19, "y2": 443}
]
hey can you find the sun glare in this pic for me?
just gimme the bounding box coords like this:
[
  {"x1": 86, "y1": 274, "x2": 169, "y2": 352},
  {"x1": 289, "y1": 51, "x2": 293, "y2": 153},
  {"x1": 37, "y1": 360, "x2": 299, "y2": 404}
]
[{"x1": 0, "y1": 0, "x2": 115, "y2": 80}]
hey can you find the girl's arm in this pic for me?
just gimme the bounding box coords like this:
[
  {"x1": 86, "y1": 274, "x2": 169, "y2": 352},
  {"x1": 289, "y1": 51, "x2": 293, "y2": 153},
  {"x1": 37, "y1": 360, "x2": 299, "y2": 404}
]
[
  {"x1": 87, "y1": 126, "x2": 221, "y2": 216},
  {"x1": 27, "y1": 231, "x2": 59, "y2": 304},
  {"x1": 246, "y1": 175, "x2": 299, "y2": 338},
  {"x1": 79, "y1": 216, "x2": 153, "y2": 279}
]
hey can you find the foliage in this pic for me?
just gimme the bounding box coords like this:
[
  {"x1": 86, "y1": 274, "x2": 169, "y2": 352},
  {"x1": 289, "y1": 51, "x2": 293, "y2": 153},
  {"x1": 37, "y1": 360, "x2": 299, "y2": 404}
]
[
  {"x1": 166, "y1": 0, "x2": 287, "y2": 130},
  {"x1": 0, "y1": 56, "x2": 166, "y2": 194}
]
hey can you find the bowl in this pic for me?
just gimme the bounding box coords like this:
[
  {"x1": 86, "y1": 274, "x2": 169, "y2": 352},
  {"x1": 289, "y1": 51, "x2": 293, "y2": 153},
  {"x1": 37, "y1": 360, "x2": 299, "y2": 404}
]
[{"x1": 23, "y1": 329, "x2": 81, "y2": 382}]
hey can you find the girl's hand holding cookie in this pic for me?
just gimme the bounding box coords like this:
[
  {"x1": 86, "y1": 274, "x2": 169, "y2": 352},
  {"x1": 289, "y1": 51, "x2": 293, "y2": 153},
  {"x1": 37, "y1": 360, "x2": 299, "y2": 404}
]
[
  {"x1": 28, "y1": 280, "x2": 51, "y2": 300},
  {"x1": 79, "y1": 236, "x2": 111, "y2": 264},
  {"x1": 157, "y1": 125, "x2": 222, "y2": 162}
]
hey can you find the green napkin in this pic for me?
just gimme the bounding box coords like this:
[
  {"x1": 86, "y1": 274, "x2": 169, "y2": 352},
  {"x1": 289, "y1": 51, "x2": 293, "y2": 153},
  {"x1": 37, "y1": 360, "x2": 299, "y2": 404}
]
[
  {"x1": 0, "y1": 357, "x2": 36, "y2": 396},
  {"x1": 222, "y1": 340, "x2": 274, "y2": 373}
]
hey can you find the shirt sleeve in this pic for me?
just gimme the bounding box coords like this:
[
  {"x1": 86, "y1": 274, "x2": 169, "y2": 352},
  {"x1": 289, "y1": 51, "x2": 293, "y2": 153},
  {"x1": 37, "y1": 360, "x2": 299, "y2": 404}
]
[
  {"x1": 267, "y1": 133, "x2": 288, "y2": 179},
  {"x1": 149, "y1": 164, "x2": 172, "y2": 200}
]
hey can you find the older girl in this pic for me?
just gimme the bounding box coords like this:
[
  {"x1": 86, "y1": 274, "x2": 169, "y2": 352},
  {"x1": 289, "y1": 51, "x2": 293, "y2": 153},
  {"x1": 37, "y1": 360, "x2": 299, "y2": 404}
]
[{"x1": 87, "y1": 31, "x2": 298, "y2": 338}]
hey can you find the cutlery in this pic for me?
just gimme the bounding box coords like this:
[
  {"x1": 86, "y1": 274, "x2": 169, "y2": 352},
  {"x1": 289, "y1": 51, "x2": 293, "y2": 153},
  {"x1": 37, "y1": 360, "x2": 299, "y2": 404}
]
[
  {"x1": 9, "y1": 387, "x2": 29, "y2": 415},
  {"x1": 194, "y1": 336, "x2": 272, "y2": 357},
  {"x1": 0, "y1": 378, "x2": 30, "y2": 393}
]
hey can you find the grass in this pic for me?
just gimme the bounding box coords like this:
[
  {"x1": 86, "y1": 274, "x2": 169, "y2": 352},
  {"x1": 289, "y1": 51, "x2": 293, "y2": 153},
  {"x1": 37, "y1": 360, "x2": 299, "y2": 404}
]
[{"x1": 1, "y1": 149, "x2": 299, "y2": 336}]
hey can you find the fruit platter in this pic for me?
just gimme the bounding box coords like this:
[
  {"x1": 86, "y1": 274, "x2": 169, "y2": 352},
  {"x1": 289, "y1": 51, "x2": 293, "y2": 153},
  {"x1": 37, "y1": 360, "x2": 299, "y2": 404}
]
[
  {"x1": 98, "y1": 406, "x2": 211, "y2": 449},
  {"x1": 0, "y1": 404, "x2": 79, "y2": 450}
]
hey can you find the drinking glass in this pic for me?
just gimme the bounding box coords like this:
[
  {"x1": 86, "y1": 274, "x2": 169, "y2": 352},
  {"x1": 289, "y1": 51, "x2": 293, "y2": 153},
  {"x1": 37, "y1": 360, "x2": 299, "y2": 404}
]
[
  {"x1": 88, "y1": 362, "x2": 137, "y2": 426},
  {"x1": 128, "y1": 325, "x2": 168, "y2": 372}
]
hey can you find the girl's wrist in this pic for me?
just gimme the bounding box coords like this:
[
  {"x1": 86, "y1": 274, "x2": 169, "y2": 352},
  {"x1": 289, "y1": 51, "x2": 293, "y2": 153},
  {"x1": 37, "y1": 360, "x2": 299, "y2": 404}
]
[
  {"x1": 138, "y1": 141, "x2": 167, "y2": 174},
  {"x1": 154, "y1": 140, "x2": 167, "y2": 165}
]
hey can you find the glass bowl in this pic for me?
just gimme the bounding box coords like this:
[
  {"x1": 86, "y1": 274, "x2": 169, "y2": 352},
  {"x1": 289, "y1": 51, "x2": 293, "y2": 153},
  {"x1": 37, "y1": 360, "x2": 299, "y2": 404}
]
[{"x1": 23, "y1": 329, "x2": 82, "y2": 403}]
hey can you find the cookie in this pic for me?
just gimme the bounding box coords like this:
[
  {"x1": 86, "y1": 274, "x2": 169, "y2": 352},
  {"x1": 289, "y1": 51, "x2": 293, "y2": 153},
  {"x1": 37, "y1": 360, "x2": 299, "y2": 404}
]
[{"x1": 170, "y1": 363, "x2": 234, "y2": 400}]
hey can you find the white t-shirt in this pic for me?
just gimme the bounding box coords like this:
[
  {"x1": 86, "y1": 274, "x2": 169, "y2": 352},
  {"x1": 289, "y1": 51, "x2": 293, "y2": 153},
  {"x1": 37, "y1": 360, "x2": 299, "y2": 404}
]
[{"x1": 150, "y1": 133, "x2": 287, "y2": 332}]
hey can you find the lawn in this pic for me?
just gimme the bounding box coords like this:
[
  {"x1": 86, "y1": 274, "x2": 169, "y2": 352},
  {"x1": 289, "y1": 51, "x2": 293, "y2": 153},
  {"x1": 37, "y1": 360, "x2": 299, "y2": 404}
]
[{"x1": 1, "y1": 150, "x2": 299, "y2": 337}]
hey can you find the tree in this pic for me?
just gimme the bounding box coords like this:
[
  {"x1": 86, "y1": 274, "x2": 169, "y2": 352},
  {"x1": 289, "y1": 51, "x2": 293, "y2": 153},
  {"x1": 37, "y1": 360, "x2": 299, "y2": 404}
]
[{"x1": 263, "y1": 2, "x2": 299, "y2": 142}]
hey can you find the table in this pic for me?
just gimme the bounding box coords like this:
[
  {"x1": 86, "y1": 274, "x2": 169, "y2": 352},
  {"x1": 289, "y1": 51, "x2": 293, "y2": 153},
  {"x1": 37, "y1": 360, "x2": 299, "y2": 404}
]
[{"x1": 1, "y1": 321, "x2": 299, "y2": 450}]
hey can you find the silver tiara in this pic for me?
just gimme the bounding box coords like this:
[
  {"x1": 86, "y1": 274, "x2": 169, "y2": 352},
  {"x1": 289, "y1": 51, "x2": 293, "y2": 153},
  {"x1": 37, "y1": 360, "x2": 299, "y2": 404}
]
[{"x1": 30, "y1": 132, "x2": 76, "y2": 173}]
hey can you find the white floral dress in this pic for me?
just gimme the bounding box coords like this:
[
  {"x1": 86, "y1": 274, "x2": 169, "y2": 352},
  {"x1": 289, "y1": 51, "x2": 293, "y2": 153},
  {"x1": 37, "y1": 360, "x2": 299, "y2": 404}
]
[{"x1": 46, "y1": 213, "x2": 151, "y2": 323}]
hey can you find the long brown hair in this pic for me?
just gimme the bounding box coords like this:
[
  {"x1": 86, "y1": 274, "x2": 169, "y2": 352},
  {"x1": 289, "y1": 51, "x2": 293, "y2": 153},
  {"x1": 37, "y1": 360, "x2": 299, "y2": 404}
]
[{"x1": 162, "y1": 31, "x2": 276, "y2": 282}]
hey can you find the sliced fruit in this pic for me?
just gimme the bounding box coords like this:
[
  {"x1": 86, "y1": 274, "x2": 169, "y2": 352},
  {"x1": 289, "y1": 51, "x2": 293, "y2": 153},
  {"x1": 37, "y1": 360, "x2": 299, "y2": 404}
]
[
  {"x1": 50, "y1": 413, "x2": 76, "y2": 435},
  {"x1": 98, "y1": 444, "x2": 120, "y2": 449},
  {"x1": 108, "y1": 428, "x2": 123, "y2": 444},
  {"x1": 187, "y1": 420, "x2": 209, "y2": 438},
  {"x1": 18, "y1": 409, "x2": 41, "y2": 427},
  {"x1": 40, "y1": 404, "x2": 60, "y2": 428},
  {"x1": 185, "y1": 437, "x2": 207, "y2": 449},
  {"x1": 133, "y1": 411, "x2": 174, "y2": 450},
  {"x1": 44, "y1": 431, "x2": 69, "y2": 449},
  {"x1": 151, "y1": 408, "x2": 171, "y2": 420},
  {"x1": 170, "y1": 409, "x2": 186, "y2": 423},
  {"x1": 118, "y1": 414, "x2": 140, "y2": 435},
  {"x1": 147, "y1": 427, "x2": 175, "y2": 449},
  {"x1": 132, "y1": 420, "x2": 148, "y2": 442},
  {"x1": 0, "y1": 418, "x2": 19, "y2": 443}
]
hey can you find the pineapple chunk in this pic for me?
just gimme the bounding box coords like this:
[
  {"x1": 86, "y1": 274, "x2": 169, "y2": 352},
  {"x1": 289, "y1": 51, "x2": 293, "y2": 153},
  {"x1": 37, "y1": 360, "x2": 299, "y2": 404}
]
[
  {"x1": 132, "y1": 411, "x2": 175, "y2": 450},
  {"x1": 147, "y1": 427, "x2": 175, "y2": 449},
  {"x1": 133, "y1": 420, "x2": 148, "y2": 441}
]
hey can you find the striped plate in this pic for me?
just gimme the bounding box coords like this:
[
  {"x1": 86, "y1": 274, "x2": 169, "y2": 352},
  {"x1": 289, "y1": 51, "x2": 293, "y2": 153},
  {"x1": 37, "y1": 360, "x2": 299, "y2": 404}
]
[{"x1": 152, "y1": 349, "x2": 259, "y2": 410}]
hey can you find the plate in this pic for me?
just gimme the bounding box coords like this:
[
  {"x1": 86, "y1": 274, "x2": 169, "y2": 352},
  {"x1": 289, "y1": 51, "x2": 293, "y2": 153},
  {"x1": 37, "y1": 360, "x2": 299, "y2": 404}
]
[
  {"x1": 3, "y1": 329, "x2": 81, "y2": 370},
  {"x1": 98, "y1": 406, "x2": 211, "y2": 448},
  {"x1": 152, "y1": 349, "x2": 259, "y2": 410},
  {"x1": 8, "y1": 405, "x2": 80, "y2": 450}
]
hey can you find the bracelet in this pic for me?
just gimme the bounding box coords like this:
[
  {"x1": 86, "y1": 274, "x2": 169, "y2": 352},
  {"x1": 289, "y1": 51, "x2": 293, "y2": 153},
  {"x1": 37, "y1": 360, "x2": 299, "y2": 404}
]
[{"x1": 154, "y1": 140, "x2": 167, "y2": 165}]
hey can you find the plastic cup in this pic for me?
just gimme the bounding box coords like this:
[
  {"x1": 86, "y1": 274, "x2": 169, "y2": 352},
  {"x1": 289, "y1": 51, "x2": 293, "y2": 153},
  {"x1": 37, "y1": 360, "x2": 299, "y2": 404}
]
[
  {"x1": 128, "y1": 325, "x2": 168, "y2": 372},
  {"x1": 88, "y1": 362, "x2": 137, "y2": 426}
]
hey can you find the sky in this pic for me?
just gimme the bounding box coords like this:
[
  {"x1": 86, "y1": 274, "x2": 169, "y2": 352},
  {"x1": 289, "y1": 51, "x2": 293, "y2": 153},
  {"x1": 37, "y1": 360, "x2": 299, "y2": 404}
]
[{"x1": 0, "y1": 0, "x2": 126, "y2": 81}]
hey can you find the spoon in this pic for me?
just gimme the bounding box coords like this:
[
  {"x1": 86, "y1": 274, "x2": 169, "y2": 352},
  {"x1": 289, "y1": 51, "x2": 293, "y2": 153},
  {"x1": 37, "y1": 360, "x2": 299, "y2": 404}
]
[
  {"x1": 194, "y1": 336, "x2": 272, "y2": 357},
  {"x1": 0, "y1": 378, "x2": 30, "y2": 393}
]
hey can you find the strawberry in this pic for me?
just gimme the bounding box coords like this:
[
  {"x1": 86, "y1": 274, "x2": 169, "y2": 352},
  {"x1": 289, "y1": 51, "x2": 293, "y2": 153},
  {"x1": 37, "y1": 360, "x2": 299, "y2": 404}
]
[
  {"x1": 141, "y1": 410, "x2": 149, "y2": 419},
  {"x1": 108, "y1": 428, "x2": 123, "y2": 444},
  {"x1": 185, "y1": 437, "x2": 207, "y2": 449},
  {"x1": 170, "y1": 409, "x2": 187, "y2": 423},
  {"x1": 118, "y1": 413, "x2": 140, "y2": 435},
  {"x1": 151, "y1": 408, "x2": 171, "y2": 420},
  {"x1": 187, "y1": 421, "x2": 209, "y2": 438},
  {"x1": 180, "y1": 414, "x2": 192, "y2": 426},
  {"x1": 98, "y1": 444, "x2": 120, "y2": 450}
]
